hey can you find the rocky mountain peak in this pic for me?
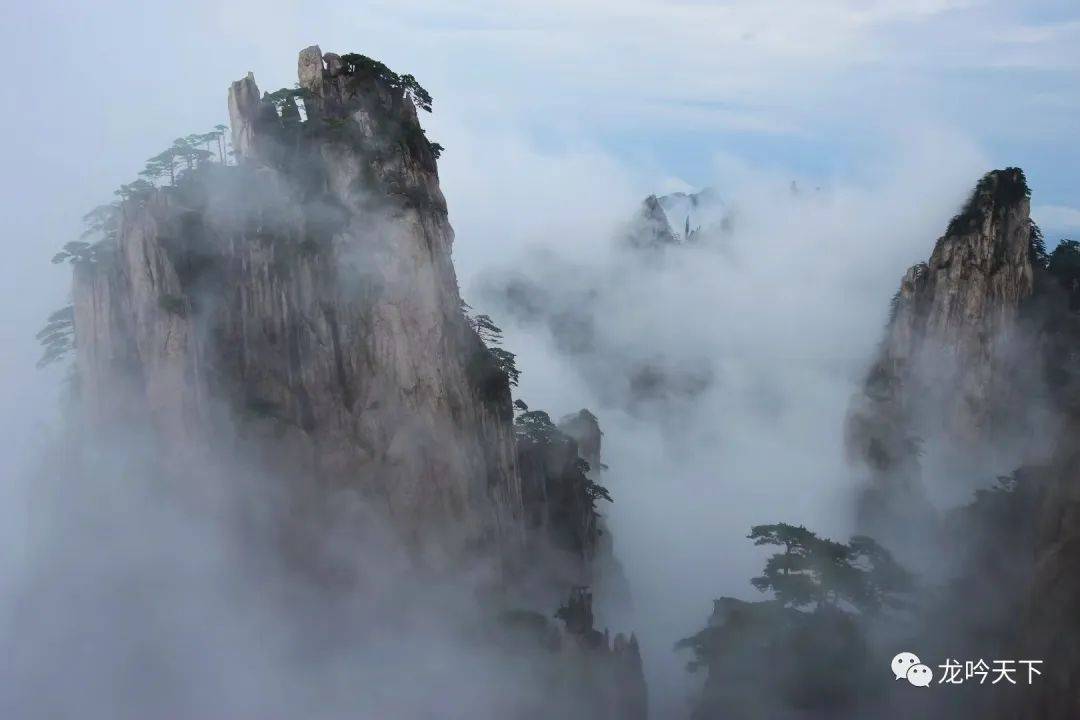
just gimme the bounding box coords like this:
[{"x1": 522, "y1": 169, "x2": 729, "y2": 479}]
[
  {"x1": 624, "y1": 188, "x2": 727, "y2": 249},
  {"x1": 53, "y1": 44, "x2": 642, "y2": 717},
  {"x1": 72, "y1": 46, "x2": 519, "y2": 568},
  {"x1": 656, "y1": 187, "x2": 725, "y2": 243},
  {"x1": 846, "y1": 167, "x2": 1039, "y2": 539}
]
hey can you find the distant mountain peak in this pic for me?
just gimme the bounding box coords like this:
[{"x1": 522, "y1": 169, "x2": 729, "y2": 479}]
[
  {"x1": 656, "y1": 187, "x2": 724, "y2": 243},
  {"x1": 625, "y1": 187, "x2": 727, "y2": 249}
]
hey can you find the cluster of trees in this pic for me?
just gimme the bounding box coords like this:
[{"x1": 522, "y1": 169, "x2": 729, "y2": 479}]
[
  {"x1": 40, "y1": 202, "x2": 127, "y2": 367},
  {"x1": 763, "y1": 524, "x2": 912, "y2": 611},
  {"x1": 139, "y1": 127, "x2": 229, "y2": 187},
  {"x1": 104, "y1": 127, "x2": 232, "y2": 203},
  {"x1": 339, "y1": 53, "x2": 434, "y2": 113},
  {"x1": 678, "y1": 524, "x2": 913, "y2": 716},
  {"x1": 746, "y1": 523, "x2": 913, "y2": 614},
  {"x1": 70, "y1": 126, "x2": 232, "y2": 212},
  {"x1": 513, "y1": 401, "x2": 559, "y2": 443},
  {"x1": 51, "y1": 204, "x2": 121, "y2": 265},
  {"x1": 336, "y1": 53, "x2": 443, "y2": 160},
  {"x1": 53, "y1": 125, "x2": 231, "y2": 264},
  {"x1": 462, "y1": 301, "x2": 613, "y2": 540},
  {"x1": 1029, "y1": 217, "x2": 1080, "y2": 308},
  {"x1": 256, "y1": 55, "x2": 446, "y2": 174}
]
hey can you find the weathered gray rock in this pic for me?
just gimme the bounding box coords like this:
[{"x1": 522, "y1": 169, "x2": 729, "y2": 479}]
[
  {"x1": 76, "y1": 47, "x2": 524, "y2": 569},
  {"x1": 624, "y1": 194, "x2": 677, "y2": 249},
  {"x1": 846, "y1": 169, "x2": 1037, "y2": 540},
  {"x1": 226, "y1": 72, "x2": 263, "y2": 160},
  {"x1": 323, "y1": 52, "x2": 343, "y2": 77},
  {"x1": 296, "y1": 44, "x2": 324, "y2": 101},
  {"x1": 559, "y1": 409, "x2": 632, "y2": 609}
]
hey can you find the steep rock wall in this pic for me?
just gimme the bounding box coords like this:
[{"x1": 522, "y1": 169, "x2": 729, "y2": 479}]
[
  {"x1": 846, "y1": 168, "x2": 1038, "y2": 535},
  {"x1": 72, "y1": 46, "x2": 524, "y2": 567}
]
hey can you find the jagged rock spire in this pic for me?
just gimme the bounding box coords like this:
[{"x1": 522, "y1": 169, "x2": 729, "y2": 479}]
[
  {"x1": 846, "y1": 168, "x2": 1038, "y2": 547},
  {"x1": 226, "y1": 72, "x2": 262, "y2": 160}
]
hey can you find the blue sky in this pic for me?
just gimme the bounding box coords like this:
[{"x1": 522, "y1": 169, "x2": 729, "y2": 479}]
[{"x1": 5, "y1": 0, "x2": 1078, "y2": 235}]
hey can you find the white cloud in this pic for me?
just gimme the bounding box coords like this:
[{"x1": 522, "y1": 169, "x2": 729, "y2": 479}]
[{"x1": 447, "y1": 116, "x2": 987, "y2": 713}]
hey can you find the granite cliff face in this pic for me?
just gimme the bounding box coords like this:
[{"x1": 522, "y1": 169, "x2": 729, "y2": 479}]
[
  {"x1": 846, "y1": 168, "x2": 1039, "y2": 537},
  {"x1": 73, "y1": 46, "x2": 525, "y2": 568}
]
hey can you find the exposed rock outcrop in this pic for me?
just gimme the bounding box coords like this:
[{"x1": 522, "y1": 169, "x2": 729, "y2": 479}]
[
  {"x1": 558, "y1": 409, "x2": 632, "y2": 610},
  {"x1": 512, "y1": 407, "x2": 610, "y2": 604},
  {"x1": 623, "y1": 189, "x2": 728, "y2": 250},
  {"x1": 846, "y1": 168, "x2": 1040, "y2": 540},
  {"x1": 625, "y1": 194, "x2": 678, "y2": 250},
  {"x1": 74, "y1": 45, "x2": 524, "y2": 569}
]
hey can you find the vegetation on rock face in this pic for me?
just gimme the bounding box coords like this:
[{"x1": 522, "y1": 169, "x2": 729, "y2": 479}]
[
  {"x1": 1029, "y1": 219, "x2": 1049, "y2": 267},
  {"x1": 140, "y1": 130, "x2": 227, "y2": 189},
  {"x1": 1048, "y1": 238, "x2": 1080, "y2": 301},
  {"x1": 41, "y1": 198, "x2": 134, "y2": 369},
  {"x1": 946, "y1": 167, "x2": 1030, "y2": 236},
  {"x1": 36, "y1": 305, "x2": 75, "y2": 368},
  {"x1": 339, "y1": 53, "x2": 434, "y2": 112},
  {"x1": 514, "y1": 400, "x2": 613, "y2": 545},
  {"x1": 466, "y1": 308, "x2": 521, "y2": 387},
  {"x1": 51, "y1": 204, "x2": 123, "y2": 266},
  {"x1": 514, "y1": 404, "x2": 561, "y2": 445},
  {"x1": 255, "y1": 53, "x2": 445, "y2": 200},
  {"x1": 51, "y1": 241, "x2": 102, "y2": 265},
  {"x1": 41, "y1": 49, "x2": 447, "y2": 378},
  {"x1": 57, "y1": 124, "x2": 231, "y2": 267},
  {"x1": 334, "y1": 52, "x2": 444, "y2": 162},
  {"x1": 40, "y1": 123, "x2": 230, "y2": 374}
]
